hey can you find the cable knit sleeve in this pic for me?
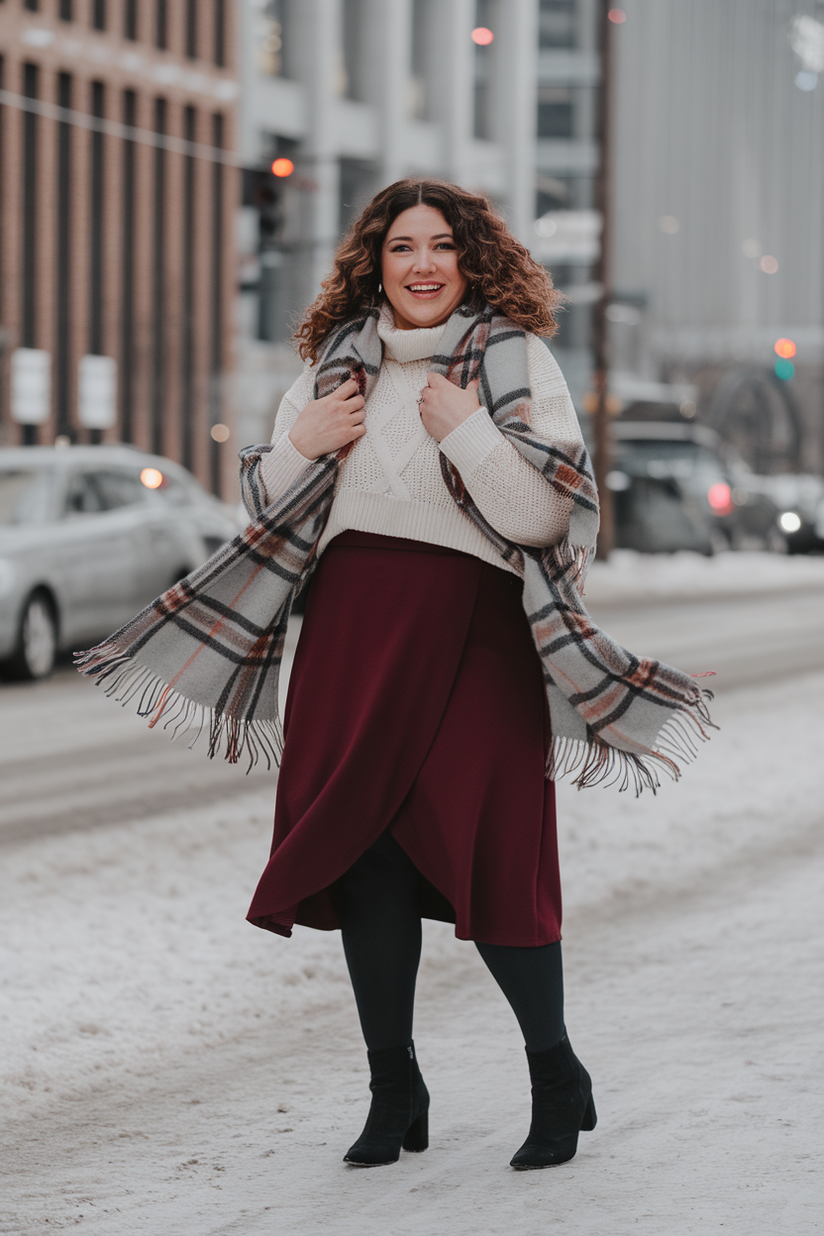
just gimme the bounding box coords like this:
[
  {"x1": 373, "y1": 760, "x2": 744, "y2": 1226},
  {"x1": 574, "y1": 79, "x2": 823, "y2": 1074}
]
[
  {"x1": 438, "y1": 334, "x2": 584, "y2": 547},
  {"x1": 257, "y1": 364, "x2": 317, "y2": 505}
]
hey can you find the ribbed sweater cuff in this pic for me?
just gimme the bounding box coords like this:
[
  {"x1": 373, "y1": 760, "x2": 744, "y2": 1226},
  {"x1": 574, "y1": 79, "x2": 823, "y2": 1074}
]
[
  {"x1": 259, "y1": 431, "x2": 312, "y2": 502},
  {"x1": 438, "y1": 408, "x2": 505, "y2": 477}
]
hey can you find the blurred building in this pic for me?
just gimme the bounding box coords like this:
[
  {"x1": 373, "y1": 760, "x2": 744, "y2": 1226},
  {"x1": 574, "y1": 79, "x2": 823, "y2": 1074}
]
[
  {"x1": 531, "y1": 0, "x2": 600, "y2": 406},
  {"x1": 0, "y1": 0, "x2": 239, "y2": 495},
  {"x1": 234, "y1": 0, "x2": 539, "y2": 447},
  {"x1": 8, "y1": 2, "x2": 808, "y2": 494},
  {"x1": 609, "y1": 0, "x2": 824, "y2": 474}
]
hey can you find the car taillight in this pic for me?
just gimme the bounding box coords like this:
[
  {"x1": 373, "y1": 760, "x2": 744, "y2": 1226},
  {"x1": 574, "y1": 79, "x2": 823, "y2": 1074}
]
[{"x1": 707, "y1": 482, "x2": 733, "y2": 514}]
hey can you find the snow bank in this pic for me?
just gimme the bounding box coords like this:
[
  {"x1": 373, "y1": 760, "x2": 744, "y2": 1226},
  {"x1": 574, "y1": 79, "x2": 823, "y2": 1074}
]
[{"x1": 583, "y1": 548, "x2": 824, "y2": 606}]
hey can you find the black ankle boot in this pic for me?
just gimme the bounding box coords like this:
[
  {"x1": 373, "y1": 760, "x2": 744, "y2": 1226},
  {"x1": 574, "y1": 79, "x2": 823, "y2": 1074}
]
[
  {"x1": 510, "y1": 1033, "x2": 596, "y2": 1169},
  {"x1": 344, "y1": 1042, "x2": 430, "y2": 1167}
]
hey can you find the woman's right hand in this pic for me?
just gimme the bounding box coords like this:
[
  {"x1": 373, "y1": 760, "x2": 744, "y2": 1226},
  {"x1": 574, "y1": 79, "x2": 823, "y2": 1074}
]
[{"x1": 288, "y1": 378, "x2": 367, "y2": 460}]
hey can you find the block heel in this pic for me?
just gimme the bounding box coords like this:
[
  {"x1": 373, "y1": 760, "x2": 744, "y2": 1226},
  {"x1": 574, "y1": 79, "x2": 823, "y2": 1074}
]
[
  {"x1": 402, "y1": 1108, "x2": 429, "y2": 1152},
  {"x1": 581, "y1": 1092, "x2": 597, "y2": 1132}
]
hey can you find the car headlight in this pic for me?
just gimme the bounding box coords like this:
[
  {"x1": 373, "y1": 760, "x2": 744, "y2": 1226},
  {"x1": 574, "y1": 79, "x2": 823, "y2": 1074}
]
[
  {"x1": 0, "y1": 558, "x2": 17, "y2": 599},
  {"x1": 779, "y1": 511, "x2": 802, "y2": 534}
]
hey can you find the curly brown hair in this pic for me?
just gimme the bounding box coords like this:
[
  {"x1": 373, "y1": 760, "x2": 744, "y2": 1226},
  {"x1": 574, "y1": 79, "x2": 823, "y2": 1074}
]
[{"x1": 294, "y1": 178, "x2": 561, "y2": 361}]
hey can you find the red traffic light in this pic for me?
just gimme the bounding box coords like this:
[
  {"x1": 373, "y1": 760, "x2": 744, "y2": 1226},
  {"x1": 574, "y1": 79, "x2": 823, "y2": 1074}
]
[
  {"x1": 471, "y1": 27, "x2": 494, "y2": 45},
  {"x1": 774, "y1": 338, "x2": 796, "y2": 359},
  {"x1": 271, "y1": 157, "x2": 294, "y2": 178}
]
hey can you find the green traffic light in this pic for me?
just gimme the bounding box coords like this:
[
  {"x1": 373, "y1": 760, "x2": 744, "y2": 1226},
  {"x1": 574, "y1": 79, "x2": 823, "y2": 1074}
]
[{"x1": 774, "y1": 358, "x2": 795, "y2": 380}]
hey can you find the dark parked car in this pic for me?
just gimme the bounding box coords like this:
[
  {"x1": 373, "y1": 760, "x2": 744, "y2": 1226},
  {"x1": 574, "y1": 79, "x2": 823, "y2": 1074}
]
[
  {"x1": 0, "y1": 445, "x2": 243, "y2": 680},
  {"x1": 606, "y1": 422, "x2": 782, "y2": 555}
]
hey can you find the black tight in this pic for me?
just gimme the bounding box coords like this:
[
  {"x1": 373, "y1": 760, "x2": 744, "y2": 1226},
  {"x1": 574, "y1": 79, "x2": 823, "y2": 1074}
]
[
  {"x1": 337, "y1": 831, "x2": 423, "y2": 1052},
  {"x1": 475, "y1": 939, "x2": 565, "y2": 1052},
  {"x1": 336, "y1": 832, "x2": 565, "y2": 1054}
]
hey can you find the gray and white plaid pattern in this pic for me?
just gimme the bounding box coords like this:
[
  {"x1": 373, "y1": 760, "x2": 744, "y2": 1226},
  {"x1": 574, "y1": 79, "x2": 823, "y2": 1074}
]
[{"x1": 76, "y1": 306, "x2": 712, "y2": 790}]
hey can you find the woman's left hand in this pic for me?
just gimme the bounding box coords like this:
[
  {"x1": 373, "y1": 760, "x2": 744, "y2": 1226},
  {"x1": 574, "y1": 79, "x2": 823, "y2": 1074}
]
[{"x1": 418, "y1": 375, "x2": 481, "y2": 442}]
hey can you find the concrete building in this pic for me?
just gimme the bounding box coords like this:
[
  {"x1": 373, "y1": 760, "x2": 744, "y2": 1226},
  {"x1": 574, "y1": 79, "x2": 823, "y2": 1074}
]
[
  {"x1": 233, "y1": 0, "x2": 540, "y2": 447},
  {"x1": 531, "y1": 0, "x2": 600, "y2": 406},
  {"x1": 5, "y1": 2, "x2": 811, "y2": 500},
  {"x1": 609, "y1": 0, "x2": 824, "y2": 473},
  {"x1": 0, "y1": 0, "x2": 239, "y2": 495}
]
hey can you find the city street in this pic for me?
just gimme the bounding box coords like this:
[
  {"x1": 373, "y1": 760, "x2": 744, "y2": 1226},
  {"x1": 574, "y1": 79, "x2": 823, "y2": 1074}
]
[
  {"x1": 1, "y1": 553, "x2": 823, "y2": 1235},
  {"x1": 2, "y1": 3, "x2": 822, "y2": 1233}
]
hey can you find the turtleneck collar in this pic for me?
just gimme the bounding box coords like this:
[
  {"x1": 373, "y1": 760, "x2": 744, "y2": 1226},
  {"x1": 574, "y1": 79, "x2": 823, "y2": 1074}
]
[{"x1": 376, "y1": 303, "x2": 448, "y2": 364}]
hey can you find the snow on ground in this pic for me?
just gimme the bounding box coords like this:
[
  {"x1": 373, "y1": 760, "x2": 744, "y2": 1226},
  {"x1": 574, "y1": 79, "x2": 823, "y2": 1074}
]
[
  {"x1": 583, "y1": 547, "x2": 824, "y2": 606},
  {"x1": 1, "y1": 556, "x2": 822, "y2": 1234}
]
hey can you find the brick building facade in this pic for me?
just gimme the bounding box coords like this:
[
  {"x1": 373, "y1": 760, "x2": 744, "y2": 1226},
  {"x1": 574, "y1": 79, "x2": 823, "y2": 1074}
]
[{"x1": 0, "y1": 0, "x2": 238, "y2": 495}]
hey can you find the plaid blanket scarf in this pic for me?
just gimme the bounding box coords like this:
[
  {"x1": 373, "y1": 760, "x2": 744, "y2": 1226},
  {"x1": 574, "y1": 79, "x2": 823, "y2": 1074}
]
[{"x1": 76, "y1": 304, "x2": 713, "y2": 792}]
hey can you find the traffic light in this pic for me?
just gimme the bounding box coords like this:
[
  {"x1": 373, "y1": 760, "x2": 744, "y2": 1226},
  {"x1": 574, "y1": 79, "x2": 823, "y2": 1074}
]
[
  {"x1": 271, "y1": 157, "x2": 294, "y2": 178},
  {"x1": 258, "y1": 171, "x2": 284, "y2": 247},
  {"x1": 774, "y1": 338, "x2": 796, "y2": 380},
  {"x1": 242, "y1": 156, "x2": 296, "y2": 251}
]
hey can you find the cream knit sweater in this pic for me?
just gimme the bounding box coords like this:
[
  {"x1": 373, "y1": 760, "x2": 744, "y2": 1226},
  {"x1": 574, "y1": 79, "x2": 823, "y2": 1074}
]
[{"x1": 259, "y1": 307, "x2": 584, "y2": 578}]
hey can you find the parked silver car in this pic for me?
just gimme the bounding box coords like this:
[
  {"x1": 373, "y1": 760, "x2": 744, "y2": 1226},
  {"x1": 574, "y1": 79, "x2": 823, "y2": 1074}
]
[{"x1": 0, "y1": 445, "x2": 243, "y2": 680}]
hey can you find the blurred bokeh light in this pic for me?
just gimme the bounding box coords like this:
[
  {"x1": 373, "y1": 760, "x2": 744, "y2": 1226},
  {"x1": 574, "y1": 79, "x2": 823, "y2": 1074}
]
[{"x1": 139, "y1": 468, "x2": 164, "y2": 491}]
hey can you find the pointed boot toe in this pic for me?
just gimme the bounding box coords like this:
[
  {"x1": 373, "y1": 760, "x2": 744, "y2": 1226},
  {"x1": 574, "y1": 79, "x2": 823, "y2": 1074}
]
[{"x1": 510, "y1": 1034, "x2": 596, "y2": 1170}]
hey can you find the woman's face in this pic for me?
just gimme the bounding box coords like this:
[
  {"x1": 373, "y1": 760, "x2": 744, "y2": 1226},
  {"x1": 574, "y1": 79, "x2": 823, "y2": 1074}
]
[{"x1": 380, "y1": 204, "x2": 468, "y2": 330}]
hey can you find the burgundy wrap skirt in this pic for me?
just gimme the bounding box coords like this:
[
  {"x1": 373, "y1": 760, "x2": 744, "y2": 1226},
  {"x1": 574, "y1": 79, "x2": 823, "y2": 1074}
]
[{"x1": 246, "y1": 531, "x2": 562, "y2": 947}]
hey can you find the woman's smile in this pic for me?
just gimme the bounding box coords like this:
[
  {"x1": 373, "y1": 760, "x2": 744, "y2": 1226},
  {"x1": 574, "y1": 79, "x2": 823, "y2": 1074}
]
[{"x1": 405, "y1": 282, "x2": 445, "y2": 299}]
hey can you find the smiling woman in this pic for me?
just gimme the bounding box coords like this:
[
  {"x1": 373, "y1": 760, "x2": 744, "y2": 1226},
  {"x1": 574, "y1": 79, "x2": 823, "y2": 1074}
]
[
  {"x1": 245, "y1": 179, "x2": 602, "y2": 1171},
  {"x1": 78, "y1": 178, "x2": 713, "y2": 1179}
]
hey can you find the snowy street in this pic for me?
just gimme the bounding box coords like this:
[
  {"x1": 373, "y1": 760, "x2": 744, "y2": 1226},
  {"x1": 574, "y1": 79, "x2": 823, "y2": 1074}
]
[{"x1": 1, "y1": 552, "x2": 823, "y2": 1236}]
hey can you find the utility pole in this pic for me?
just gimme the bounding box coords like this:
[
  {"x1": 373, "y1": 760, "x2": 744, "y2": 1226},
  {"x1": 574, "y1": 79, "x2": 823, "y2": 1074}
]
[{"x1": 591, "y1": 0, "x2": 616, "y2": 559}]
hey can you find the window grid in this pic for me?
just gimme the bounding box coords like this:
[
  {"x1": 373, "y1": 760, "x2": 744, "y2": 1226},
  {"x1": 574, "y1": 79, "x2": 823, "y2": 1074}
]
[
  {"x1": 124, "y1": 0, "x2": 137, "y2": 39},
  {"x1": 55, "y1": 72, "x2": 73, "y2": 439},
  {"x1": 214, "y1": 0, "x2": 226, "y2": 67},
  {"x1": 151, "y1": 97, "x2": 167, "y2": 456},
  {"x1": 88, "y1": 81, "x2": 105, "y2": 359},
  {"x1": 119, "y1": 90, "x2": 137, "y2": 443},
  {"x1": 210, "y1": 112, "x2": 224, "y2": 495},
  {"x1": 181, "y1": 106, "x2": 197, "y2": 470},
  {"x1": 21, "y1": 63, "x2": 38, "y2": 353},
  {"x1": 186, "y1": 0, "x2": 198, "y2": 59},
  {"x1": 156, "y1": 0, "x2": 168, "y2": 50}
]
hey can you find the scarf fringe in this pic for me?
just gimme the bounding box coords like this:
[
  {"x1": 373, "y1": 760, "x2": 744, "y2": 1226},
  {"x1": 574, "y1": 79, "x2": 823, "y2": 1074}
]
[
  {"x1": 547, "y1": 688, "x2": 716, "y2": 795},
  {"x1": 74, "y1": 647, "x2": 283, "y2": 773}
]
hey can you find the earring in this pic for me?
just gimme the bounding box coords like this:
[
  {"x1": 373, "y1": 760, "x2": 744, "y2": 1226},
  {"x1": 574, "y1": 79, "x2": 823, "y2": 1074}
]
[{"x1": 378, "y1": 283, "x2": 383, "y2": 295}]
